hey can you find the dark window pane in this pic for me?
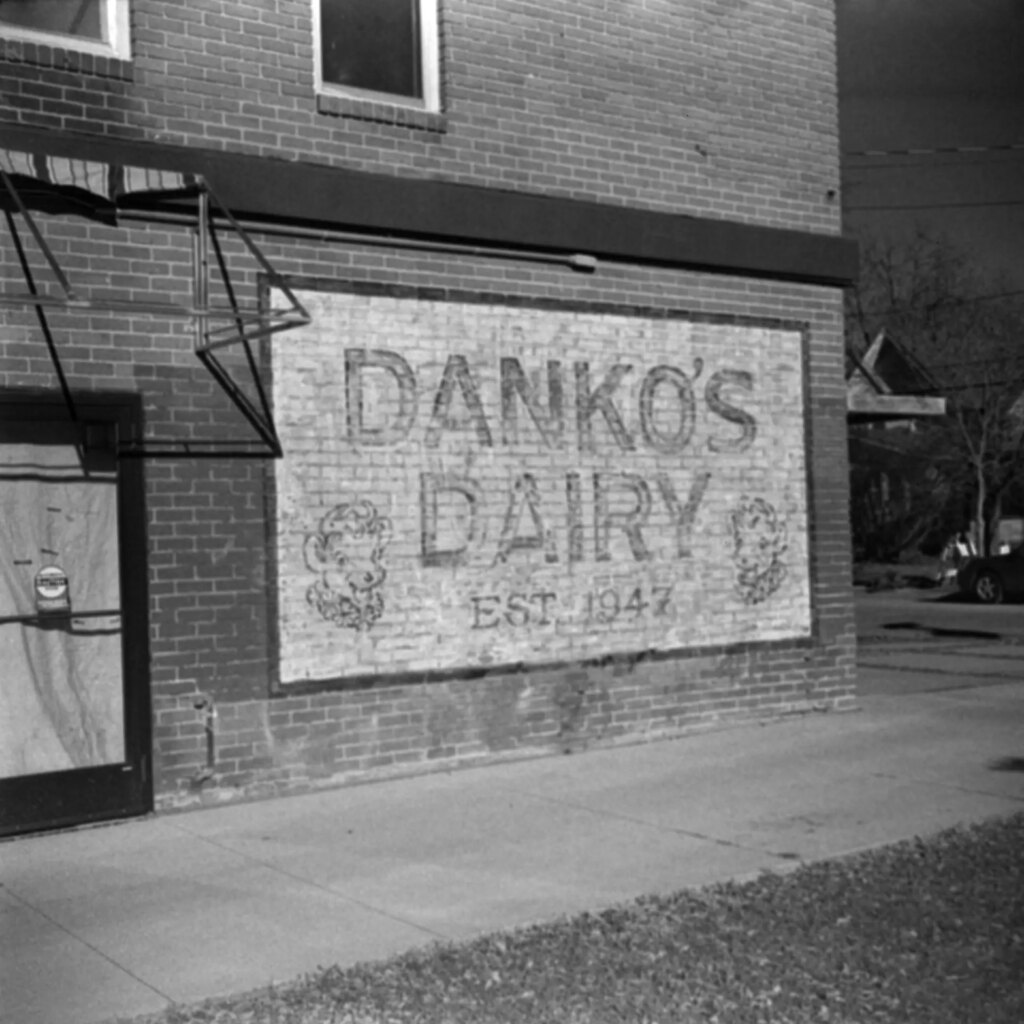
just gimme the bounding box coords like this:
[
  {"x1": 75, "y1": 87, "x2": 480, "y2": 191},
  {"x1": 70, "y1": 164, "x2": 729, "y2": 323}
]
[
  {"x1": 0, "y1": 0, "x2": 104, "y2": 41},
  {"x1": 320, "y1": 0, "x2": 422, "y2": 99}
]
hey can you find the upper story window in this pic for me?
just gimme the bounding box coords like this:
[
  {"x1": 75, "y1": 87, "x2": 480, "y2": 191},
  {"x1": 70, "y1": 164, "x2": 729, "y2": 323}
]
[
  {"x1": 315, "y1": 0, "x2": 439, "y2": 112},
  {"x1": 0, "y1": 0, "x2": 131, "y2": 59}
]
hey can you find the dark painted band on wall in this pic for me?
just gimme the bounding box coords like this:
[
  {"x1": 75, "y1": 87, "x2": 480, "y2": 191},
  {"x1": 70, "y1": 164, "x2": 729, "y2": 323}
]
[
  {"x1": 0, "y1": 123, "x2": 858, "y2": 287},
  {"x1": 270, "y1": 633, "x2": 817, "y2": 696}
]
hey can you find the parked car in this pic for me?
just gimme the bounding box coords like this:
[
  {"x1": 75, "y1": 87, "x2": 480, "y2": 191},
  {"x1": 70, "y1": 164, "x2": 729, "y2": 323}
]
[{"x1": 957, "y1": 545, "x2": 1024, "y2": 603}]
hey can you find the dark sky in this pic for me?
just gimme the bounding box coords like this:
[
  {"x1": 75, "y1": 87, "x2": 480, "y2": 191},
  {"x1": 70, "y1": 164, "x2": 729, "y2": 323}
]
[{"x1": 836, "y1": 0, "x2": 1024, "y2": 287}]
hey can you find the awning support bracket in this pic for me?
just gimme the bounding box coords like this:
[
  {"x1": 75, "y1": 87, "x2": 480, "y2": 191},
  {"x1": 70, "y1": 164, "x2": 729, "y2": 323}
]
[
  {"x1": 0, "y1": 164, "x2": 311, "y2": 458},
  {"x1": 3, "y1": 208, "x2": 79, "y2": 424}
]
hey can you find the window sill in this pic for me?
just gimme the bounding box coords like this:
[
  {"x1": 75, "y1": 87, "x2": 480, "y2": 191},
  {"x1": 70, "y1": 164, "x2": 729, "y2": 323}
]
[
  {"x1": 0, "y1": 38, "x2": 132, "y2": 80},
  {"x1": 316, "y1": 92, "x2": 446, "y2": 133}
]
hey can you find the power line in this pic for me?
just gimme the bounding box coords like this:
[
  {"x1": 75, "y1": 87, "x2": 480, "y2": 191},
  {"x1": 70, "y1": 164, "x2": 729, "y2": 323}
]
[
  {"x1": 845, "y1": 143, "x2": 1024, "y2": 158},
  {"x1": 848, "y1": 288, "x2": 1024, "y2": 312},
  {"x1": 898, "y1": 376, "x2": 1024, "y2": 397},
  {"x1": 846, "y1": 198, "x2": 1024, "y2": 211},
  {"x1": 954, "y1": 289, "x2": 1024, "y2": 303},
  {"x1": 917, "y1": 355, "x2": 1024, "y2": 372},
  {"x1": 843, "y1": 154, "x2": 1024, "y2": 173}
]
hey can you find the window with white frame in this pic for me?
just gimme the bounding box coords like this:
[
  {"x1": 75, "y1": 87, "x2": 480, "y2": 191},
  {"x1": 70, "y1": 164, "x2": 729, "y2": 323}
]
[
  {"x1": 315, "y1": 0, "x2": 439, "y2": 111},
  {"x1": 0, "y1": 0, "x2": 131, "y2": 59}
]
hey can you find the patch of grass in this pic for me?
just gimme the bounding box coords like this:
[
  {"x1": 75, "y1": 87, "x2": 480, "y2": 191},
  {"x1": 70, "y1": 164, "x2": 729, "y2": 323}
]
[{"x1": 126, "y1": 813, "x2": 1024, "y2": 1024}]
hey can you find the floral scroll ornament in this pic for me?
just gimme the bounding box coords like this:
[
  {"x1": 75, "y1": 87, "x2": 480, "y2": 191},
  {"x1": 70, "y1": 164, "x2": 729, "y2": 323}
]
[
  {"x1": 304, "y1": 501, "x2": 392, "y2": 631},
  {"x1": 730, "y1": 496, "x2": 788, "y2": 604}
]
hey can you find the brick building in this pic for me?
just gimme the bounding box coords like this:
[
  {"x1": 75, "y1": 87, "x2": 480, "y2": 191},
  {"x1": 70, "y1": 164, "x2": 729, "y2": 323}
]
[{"x1": 0, "y1": 1, "x2": 857, "y2": 836}]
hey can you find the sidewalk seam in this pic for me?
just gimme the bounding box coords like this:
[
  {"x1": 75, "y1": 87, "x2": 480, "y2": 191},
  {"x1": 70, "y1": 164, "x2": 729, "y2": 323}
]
[
  {"x1": 159, "y1": 820, "x2": 451, "y2": 942},
  {"x1": 1, "y1": 886, "x2": 174, "y2": 1006},
  {"x1": 486, "y1": 784, "x2": 799, "y2": 863}
]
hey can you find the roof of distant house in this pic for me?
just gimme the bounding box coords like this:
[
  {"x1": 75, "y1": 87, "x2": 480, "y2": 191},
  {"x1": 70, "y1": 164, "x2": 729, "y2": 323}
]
[{"x1": 846, "y1": 330, "x2": 947, "y2": 422}]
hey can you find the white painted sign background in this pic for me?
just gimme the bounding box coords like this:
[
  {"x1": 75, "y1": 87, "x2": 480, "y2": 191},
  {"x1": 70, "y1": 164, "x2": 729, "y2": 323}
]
[{"x1": 272, "y1": 289, "x2": 811, "y2": 684}]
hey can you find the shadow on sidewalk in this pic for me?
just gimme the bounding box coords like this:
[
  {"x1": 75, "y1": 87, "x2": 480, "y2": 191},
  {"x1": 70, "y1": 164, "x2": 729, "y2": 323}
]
[{"x1": 882, "y1": 621, "x2": 1001, "y2": 641}]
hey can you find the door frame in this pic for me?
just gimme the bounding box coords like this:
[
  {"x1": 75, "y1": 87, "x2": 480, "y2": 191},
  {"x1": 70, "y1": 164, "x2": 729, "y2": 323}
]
[{"x1": 0, "y1": 390, "x2": 152, "y2": 837}]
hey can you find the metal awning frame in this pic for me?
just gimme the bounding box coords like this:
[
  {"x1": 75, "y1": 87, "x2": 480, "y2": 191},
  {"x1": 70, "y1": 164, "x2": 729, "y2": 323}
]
[{"x1": 0, "y1": 168, "x2": 311, "y2": 458}]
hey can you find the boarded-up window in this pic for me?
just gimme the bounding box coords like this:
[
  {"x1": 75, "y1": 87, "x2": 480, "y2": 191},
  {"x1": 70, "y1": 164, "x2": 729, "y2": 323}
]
[{"x1": 0, "y1": 424, "x2": 125, "y2": 777}]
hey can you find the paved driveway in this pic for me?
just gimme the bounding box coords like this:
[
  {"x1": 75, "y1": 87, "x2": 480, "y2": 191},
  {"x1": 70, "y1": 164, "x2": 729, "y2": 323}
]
[{"x1": 855, "y1": 585, "x2": 1024, "y2": 696}]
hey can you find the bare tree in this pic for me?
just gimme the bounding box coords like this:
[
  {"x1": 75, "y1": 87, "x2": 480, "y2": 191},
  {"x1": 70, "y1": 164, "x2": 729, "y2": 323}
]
[{"x1": 847, "y1": 232, "x2": 1024, "y2": 555}]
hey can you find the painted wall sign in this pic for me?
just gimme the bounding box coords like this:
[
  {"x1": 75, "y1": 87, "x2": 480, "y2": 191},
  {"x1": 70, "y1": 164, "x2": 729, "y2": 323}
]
[
  {"x1": 34, "y1": 564, "x2": 72, "y2": 617},
  {"x1": 271, "y1": 288, "x2": 811, "y2": 684}
]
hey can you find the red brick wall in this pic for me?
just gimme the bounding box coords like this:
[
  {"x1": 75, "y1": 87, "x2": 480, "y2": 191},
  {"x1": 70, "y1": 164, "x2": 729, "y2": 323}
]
[
  {"x1": 3, "y1": 235, "x2": 853, "y2": 806},
  {"x1": 1, "y1": 0, "x2": 841, "y2": 230},
  {"x1": 0, "y1": 0, "x2": 854, "y2": 810}
]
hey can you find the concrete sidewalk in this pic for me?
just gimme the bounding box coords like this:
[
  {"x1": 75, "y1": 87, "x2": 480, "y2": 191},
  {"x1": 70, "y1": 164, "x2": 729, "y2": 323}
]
[{"x1": 2, "y1": 677, "x2": 1023, "y2": 1024}]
